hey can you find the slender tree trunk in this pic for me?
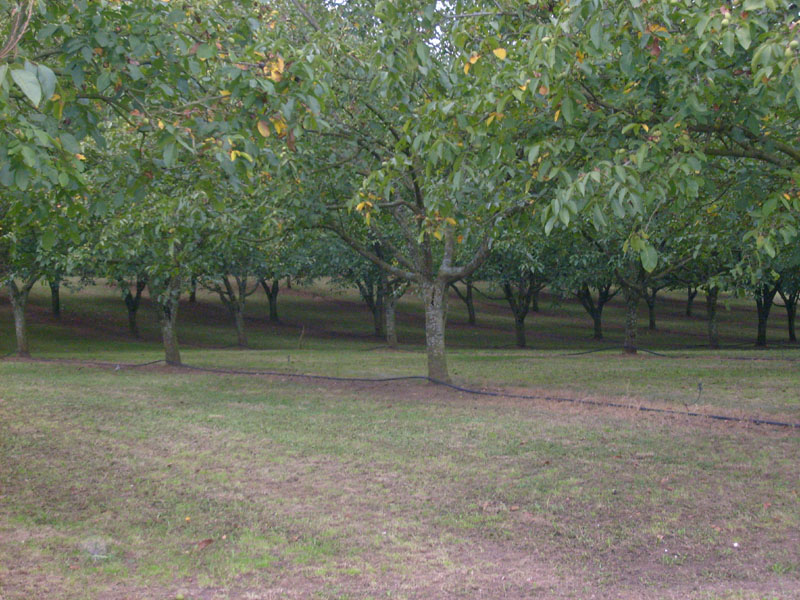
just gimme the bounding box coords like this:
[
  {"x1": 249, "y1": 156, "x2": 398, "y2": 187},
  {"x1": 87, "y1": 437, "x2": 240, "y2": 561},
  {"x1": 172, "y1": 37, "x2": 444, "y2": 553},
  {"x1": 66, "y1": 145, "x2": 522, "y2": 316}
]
[
  {"x1": 286, "y1": 276, "x2": 291, "y2": 289},
  {"x1": 421, "y1": 280, "x2": 449, "y2": 381},
  {"x1": 7, "y1": 280, "x2": 35, "y2": 357},
  {"x1": 124, "y1": 278, "x2": 146, "y2": 338},
  {"x1": 754, "y1": 285, "x2": 777, "y2": 347},
  {"x1": 623, "y1": 288, "x2": 638, "y2": 354},
  {"x1": 465, "y1": 281, "x2": 476, "y2": 325},
  {"x1": 706, "y1": 287, "x2": 719, "y2": 349},
  {"x1": 189, "y1": 277, "x2": 197, "y2": 303},
  {"x1": 779, "y1": 291, "x2": 798, "y2": 343},
  {"x1": 232, "y1": 303, "x2": 247, "y2": 347},
  {"x1": 686, "y1": 286, "x2": 697, "y2": 317},
  {"x1": 592, "y1": 310, "x2": 603, "y2": 340},
  {"x1": 385, "y1": 295, "x2": 398, "y2": 348},
  {"x1": 49, "y1": 279, "x2": 61, "y2": 319},
  {"x1": 645, "y1": 290, "x2": 657, "y2": 331},
  {"x1": 514, "y1": 316, "x2": 526, "y2": 348},
  {"x1": 261, "y1": 279, "x2": 280, "y2": 322},
  {"x1": 151, "y1": 278, "x2": 182, "y2": 365},
  {"x1": 531, "y1": 289, "x2": 540, "y2": 313}
]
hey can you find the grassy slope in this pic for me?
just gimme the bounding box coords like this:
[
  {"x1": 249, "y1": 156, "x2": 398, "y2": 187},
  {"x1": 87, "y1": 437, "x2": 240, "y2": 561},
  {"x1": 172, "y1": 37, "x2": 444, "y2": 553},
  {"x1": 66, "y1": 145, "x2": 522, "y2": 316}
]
[{"x1": 0, "y1": 282, "x2": 798, "y2": 599}]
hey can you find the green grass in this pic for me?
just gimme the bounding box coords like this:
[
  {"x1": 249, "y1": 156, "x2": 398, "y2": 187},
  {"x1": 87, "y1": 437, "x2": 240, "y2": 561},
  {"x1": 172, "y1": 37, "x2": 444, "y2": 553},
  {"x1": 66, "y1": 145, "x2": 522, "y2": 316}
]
[{"x1": 0, "y1": 281, "x2": 798, "y2": 598}]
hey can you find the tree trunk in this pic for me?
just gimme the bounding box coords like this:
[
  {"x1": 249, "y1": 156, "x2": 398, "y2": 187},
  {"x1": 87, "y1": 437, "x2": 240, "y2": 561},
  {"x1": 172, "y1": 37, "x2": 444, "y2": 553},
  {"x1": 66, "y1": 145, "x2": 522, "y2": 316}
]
[
  {"x1": 7, "y1": 280, "x2": 35, "y2": 357},
  {"x1": 261, "y1": 279, "x2": 280, "y2": 323},
  {"x1": 592, "y1": 311, "x2": 603, "y2": 340},
  {"x1": 124, "y1": 278, "x2": 146, "y2": 338},
  {"x1": 421, "y1": 280, "x2": 449, "y2": 382},
  {"x1": 372, "y1": 290, "x2": 385, "y2": 338},
  {"x1": 465, "y1": 281, "x2": 476, "y2": 325},
  {"x1": 754, "y1": 285, "x2": 777, "y2": 347},
  {"x1": 232, "y1": 303, "x2": 247, "y2": 347},
  {"x1": 706, "y1": 287, "x2": 719, "y2": 349},
  {"x1": 531, "y1": 289, "x2": 540, "y2": 313},
  {"x1": 514, "y1": 316, "x2": 526, "y2": 348},
  {"x1": 189, "y1": 277, "x2": 197, "y2": 303},
  {"x1": 49, "y1": 279, "x2": 61, "y2": 319},
  {"x1": 779, "y1": 290, "x2": 797, "y2": 343},
  {"x1": 645, "y1": 290, "x2": 657, "y2": 331},
  {"x1": 152, "y1": 279, "x2": 182, "y2": 365},
  {"x1": 623, "y1": 288, "x2": 638, "y2": 354},
  {"x1": 385, "y1": 295, "x2": 398, "y2": 348},
  {"x1": 686, "y1": 286, "x2": 697, "y2": 317}
]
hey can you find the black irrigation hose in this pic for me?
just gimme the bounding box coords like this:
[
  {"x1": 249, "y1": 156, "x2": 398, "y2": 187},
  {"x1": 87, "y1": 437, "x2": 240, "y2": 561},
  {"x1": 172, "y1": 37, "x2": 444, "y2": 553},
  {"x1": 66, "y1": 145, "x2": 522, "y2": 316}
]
[
  {"x1": 4, "y1": 355, "x2": 799, "y2": 430},
  {"x1": 171, "y1": 363, "x2": 800, "y2": 431}
]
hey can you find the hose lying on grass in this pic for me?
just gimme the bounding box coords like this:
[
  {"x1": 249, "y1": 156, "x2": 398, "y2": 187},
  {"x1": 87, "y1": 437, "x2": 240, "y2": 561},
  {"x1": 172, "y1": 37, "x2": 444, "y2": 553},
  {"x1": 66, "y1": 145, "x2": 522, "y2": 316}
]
[{"x1": 3, "y1": 354, "x2": 799, "y2": 430}]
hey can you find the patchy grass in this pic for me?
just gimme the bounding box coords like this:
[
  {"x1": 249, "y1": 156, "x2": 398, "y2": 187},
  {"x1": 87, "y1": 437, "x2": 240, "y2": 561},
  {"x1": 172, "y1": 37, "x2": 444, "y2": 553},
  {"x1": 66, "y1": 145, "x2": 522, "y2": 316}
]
[{"x1": 0, "y1": 282, "x2": 799, "y2": 598}]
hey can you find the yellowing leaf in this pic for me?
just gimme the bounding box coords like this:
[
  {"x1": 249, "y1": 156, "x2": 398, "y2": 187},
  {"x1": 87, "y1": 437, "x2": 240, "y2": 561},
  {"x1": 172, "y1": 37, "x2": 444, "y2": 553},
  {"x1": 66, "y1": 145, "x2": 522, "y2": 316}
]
[
  {"x1": 784, "y1": 193, "x2": 792, "y2": 200},
  {"x1": 464, "y1": 62, "x2": 471, "y2": 75},
  {"x1": 486, "y1": 113, "x2": 495, "y2": 125},
  {"x1": 642, "y1": 124, "x2": 649, "y2": 132},
  {"x1": 519, "y1": 79, "x2": 529, "y2": 91},
  {"x1": 445, "y1": 217, "x2": 457, "y2": 226},
  {"x1": 271, "y1": 117, "x2": 287, "y2": 137},
  {"x1": 492, "y1": 48, "x2": 507, "y2": 60},
  {"x1": 75, "y1": 153, "x2": 86, "y2": 160},
  {"x1": 469, "y1": 53, "x2": 480, "y2": 64},
  {"x1": 220, "y1": 90, "x2": 231, "y2": 98},
  {"x1": 257, "y1": 120, "x2": 270, "y2": 137},
  {"x1": 433, "y1": 230, "x2": 443, "y2": 240},
  {"x1": 157, "y1": 119, "x2": 165, "y2": 130},
  {"x1": 554, "y1": 109, "x2": 561, "y2": 122}
]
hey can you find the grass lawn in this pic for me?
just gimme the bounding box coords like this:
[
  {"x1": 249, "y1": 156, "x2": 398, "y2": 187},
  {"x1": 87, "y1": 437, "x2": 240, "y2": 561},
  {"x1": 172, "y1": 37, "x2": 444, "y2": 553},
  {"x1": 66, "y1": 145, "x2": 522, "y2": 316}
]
[{"x1": 0, "y1": 282, "x2": 798, "y2": 599}]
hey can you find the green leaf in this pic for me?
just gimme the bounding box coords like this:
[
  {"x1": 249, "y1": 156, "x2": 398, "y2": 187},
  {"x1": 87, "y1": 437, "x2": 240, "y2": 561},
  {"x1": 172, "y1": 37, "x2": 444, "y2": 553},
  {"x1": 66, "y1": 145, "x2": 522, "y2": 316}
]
[
  {"x1": 722, "y1": 31, "x2": 735, "y2": 57},
  {"x1": 41, "y1": 230, "x2": 57, "y2": 251},
  {"x1": 640, "y1": 245, "x2": 658, "y2": 272},
  {"x1": 197, "y1": 44, "x2": 216, "y2": 60},
  {"x1": 37, "y1": 64, "x2": 57, "y2": 101},
  {"x1": 735, "y1": 26, "x2": 751, "y2": 50},
  {"x1": 0, "y1": 65, "x2": 7, "y2": 86},
  {"x1": 742, "y1": 0, "x2": 765, "y2": 9},
  {"x1": 11, "y1": 69, "x2": 42, "y2": 107}
]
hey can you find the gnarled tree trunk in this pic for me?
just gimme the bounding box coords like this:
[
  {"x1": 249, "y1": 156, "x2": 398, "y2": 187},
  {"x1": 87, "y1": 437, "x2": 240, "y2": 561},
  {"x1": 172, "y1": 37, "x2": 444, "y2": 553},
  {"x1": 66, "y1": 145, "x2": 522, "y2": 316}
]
[
  {"x1": 7, "y1": 278, "x2": 37, "y2": 357},
  {"x1": 754, "y1": 284, "x2": 778, "y2": 347},
  {"x1": 260, "y1": 279, "x2": 280, "y2": 323},
  {"x1": 421, "y1": 279, "x2": 449, "y2": 381},
  {"x1": 150, "y1": 277, "x2": 182, "y2": 365},
  {"x1": 124, "y1": 277, "x2": 147, "y2": 338}
]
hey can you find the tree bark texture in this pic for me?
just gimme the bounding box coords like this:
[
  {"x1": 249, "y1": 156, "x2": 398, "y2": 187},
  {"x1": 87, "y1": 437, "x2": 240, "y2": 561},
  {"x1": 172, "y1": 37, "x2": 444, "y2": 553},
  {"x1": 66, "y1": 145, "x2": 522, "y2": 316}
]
[
  {"x1": 645, "y1": 289, "x2": 657, "y2": 331},
  {"x1": 7, "y1": 278, "x2": 37, "y2": 357},
  {"x1": 385, "y1": 295, "x2": 398, "y2": 348},
  {"x1": 778, "y1": 290, "x2": 798, "y2": 343},
  {"x1": 421, "y1": 280, "x2": 449, "y2": 381},
  {"x1": 151, "y1": 278, "x2": 182, "y2": 365},
  {"x1": 124, "y1": 277, "x2": 147, "y2": 338}
]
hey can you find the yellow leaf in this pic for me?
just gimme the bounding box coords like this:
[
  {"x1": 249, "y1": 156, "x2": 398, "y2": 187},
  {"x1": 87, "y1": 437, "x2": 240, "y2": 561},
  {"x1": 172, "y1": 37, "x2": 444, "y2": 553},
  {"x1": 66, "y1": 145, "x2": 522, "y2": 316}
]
[
  {"x1": 230, "y1": 150, "x2": 238, "y2": 161},
  {"x1": 554, "y1": 109, "x2": 561, "y2": 122},
  {"x1": 464, "y1": 62, "x2": 471, "y2": 75},
  {"x1": 445, "y1": 217, "x2": 457, "y2": 226},
  {"x1": 433, "y1": 230, "x2": 443, "y2": 240},
  {"x1": 492, "y1": 48, "x2": 507, "y2": 60},
  {"x1": 486, "y1": 113, "x2": 495, "y2": 125},
  {"x1": 75, "y1": 153, "x2": 86, "y2": 160},
  {"x1": 51, "y1": 94, "x2": 61, "y2": 102},
  {"x1": 784, "y1": 193, "x2": 792, "y2": 200},
  {"x1": 157, "y1": 119, "x2": 165, "y2": 130},
  {"x1": 642, "y1": 124, "x2": 649, "y2": 132},
  {"x1": 457, "y1": 235, "x2": 464, "y2": 244},
  {"x1": 257, "y1": 120, "x2": 270, "y2": 137},
  {"x1": 519, "y1": 79, "x2": 529, "y2": 91},
  {"x1": 220, "y1": 90, "x2": 231, "y2": 98},
  {"x1": 271, "y1": 117, "x2": 287, "y2": 137},
  {"x1": 469, "y1": 53, "x2": 480, "y2": 64}
]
